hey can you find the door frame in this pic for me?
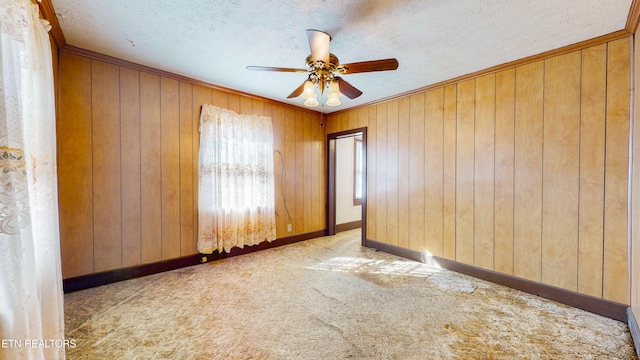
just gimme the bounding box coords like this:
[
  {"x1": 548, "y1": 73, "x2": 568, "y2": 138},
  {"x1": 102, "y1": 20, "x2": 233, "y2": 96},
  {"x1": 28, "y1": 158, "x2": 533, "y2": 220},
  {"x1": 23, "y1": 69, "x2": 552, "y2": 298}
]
[{"x1": 326, "y1": 127, "x2": 367, "y2": 246}]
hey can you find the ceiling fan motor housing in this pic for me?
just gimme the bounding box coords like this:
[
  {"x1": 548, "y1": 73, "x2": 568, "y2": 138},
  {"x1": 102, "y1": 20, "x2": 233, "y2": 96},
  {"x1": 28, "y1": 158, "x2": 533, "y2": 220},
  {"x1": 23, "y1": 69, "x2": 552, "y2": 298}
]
[
  {"x1": 305, "y1": 53, "x2": 339, "y2": 71},
  {"x1": 306, "y1": 53, "x2": 341, "y2": 90}
]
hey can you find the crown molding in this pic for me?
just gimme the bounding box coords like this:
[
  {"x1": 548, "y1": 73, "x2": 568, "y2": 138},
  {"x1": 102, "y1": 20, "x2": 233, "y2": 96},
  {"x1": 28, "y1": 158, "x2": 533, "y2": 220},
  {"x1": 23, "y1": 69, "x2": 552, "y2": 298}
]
[
  {"x1": 626, "y1": 0, "x2": 640, "y2": 33},
  {"x1": 36, "y1": 0, "x2": 66, "y2": 48}
]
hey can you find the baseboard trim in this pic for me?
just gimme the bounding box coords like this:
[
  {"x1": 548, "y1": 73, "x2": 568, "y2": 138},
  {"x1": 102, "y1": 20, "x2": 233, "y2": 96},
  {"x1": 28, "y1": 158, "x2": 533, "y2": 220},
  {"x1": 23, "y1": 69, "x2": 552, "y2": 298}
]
[
  {"x1": 364, "y1": 239, "x2": 628, "y2": 322},
  {"x1": 335, "y1": 220, "x2": 362, "y2": 233},
  {"x1": 63, "y1": 230, "x2": 326, "y2": 293},
  {"x1": 628, "y1": 308, "x2": 640, "y2": 355}
]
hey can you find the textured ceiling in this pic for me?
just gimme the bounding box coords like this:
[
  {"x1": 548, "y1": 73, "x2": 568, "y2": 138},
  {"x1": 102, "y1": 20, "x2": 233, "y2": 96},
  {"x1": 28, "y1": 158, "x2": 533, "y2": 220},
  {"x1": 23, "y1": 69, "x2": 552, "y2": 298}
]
[{"x1": 51, "y1": 0, "x2": 632, "y2": 113}]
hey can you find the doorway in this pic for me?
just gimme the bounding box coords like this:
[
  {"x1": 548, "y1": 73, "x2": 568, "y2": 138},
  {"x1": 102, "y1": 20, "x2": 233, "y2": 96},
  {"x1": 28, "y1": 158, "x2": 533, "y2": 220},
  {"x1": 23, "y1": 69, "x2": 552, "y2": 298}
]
[{"x1": 326, "y1": 127, "x2": 367, "y2": 246}]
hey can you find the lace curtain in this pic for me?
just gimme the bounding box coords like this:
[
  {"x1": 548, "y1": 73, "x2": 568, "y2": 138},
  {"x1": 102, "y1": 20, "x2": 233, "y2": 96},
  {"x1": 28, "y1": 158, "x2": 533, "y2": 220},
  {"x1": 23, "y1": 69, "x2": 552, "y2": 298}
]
[
  {"x1": 0, "y1": 1, "x2": 65, "y2": 359},
  {"x1": 198, "y1": 105, "x2": 276, "y2": 253}
]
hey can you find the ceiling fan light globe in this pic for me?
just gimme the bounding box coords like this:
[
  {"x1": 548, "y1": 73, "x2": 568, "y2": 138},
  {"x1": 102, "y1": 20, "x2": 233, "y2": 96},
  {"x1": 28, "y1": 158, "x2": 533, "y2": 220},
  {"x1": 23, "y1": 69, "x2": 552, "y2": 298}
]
[
  {"x1": 327, "y1": 81, "x2": 341, "y2": 107},
  {"x1": 328, "y1": 80, "x2": 340, "y2": 94},
  {"x1": 304, "y1": 97, "x2": 319, "y2": 107},
  {"x1": 326, "y1": 97, "x2": 341, "y2": 106},
  {"x1": 301, "y1": 80, "x2": 316, "y2": 99}
]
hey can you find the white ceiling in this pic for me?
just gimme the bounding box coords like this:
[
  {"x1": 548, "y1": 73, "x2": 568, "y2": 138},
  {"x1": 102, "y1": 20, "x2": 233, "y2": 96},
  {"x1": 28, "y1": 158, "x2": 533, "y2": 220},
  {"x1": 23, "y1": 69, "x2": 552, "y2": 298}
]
[{"x1": 51, "y1": 0, "x2": 632, "y2": 114}]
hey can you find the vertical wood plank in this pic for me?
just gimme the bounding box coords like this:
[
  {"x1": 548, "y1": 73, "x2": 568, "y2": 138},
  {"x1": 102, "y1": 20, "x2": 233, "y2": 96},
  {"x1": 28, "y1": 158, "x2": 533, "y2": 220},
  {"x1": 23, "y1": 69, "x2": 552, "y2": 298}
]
[
  {"x1": 474, "y1": 74, "x2": 496, "y2": 270},
  {"x1": 264, "y1": 103, "x2": 276, "y2": 235},
  {"x1": 456, "y1": 79, "x2": 475, "y2": 265},
  {"x1": 92, "y1": 60, "x2": 122, "y2": 272},
  {"x1": 334, "y1": 115, "x2": 341, "y2": 133},
  {"x1": 295, "y1": 111, "x2": 304, "y2": 233},
  {"x1": 140, "y1": 72, "x2": 162, "y2": 263},
  {"x1": 228, "y1": 93, "x2": 240, "y2": 113},
  {"x1": 318, "y1": 113, "x2": 326, "y2": 230},
  {"x1": 285, "y1": 108, "x2": 296, "y2": 235},
  {"x1": 329, "y1": 115, "x2": 338, "y2": 134},
  {"x1": 333, "y1": 113, "x2": 340, "y2": 132},
  {"x1": 312, "y1": 113, "x2": 323, "y2": 231},
  {"x1": 542, "y1": 52, "x2": 581, "y2": 291},
  {"x1": 514, "y1": 61, "x2": 544, "y2": 282},
  {"x1": 160, "y1": 78, "x2": 181, "y2": 260},
  {"x1": 443, "y1": 85, "x2": 457, "y2": 260},
  {"x1": 340, "y1": 112, "x2": 348, "y2": 132},
  {"x1": 603, "y1": 38, "x2": 630, "y2": 304},
  {"x1": 358, "y1": 108, "x2": 368, "y2": 129},
  {"x1": 367, "y1": 107, "x2": 377, "y2": 239},
  {"x1": 386, "y1": 100, "x2": 400, "y2": 246},
  {"x1": 303, "y1": 113, "x2": 313, "y2": 233},
  {"x1": 325, "y1": 115, "x2": 335, "y2": 135},
  {"x1": 409, "y1": 93, "x2": 426, "y2": 252},
  {"x1": 58, "y1": 52, "x2": 93, "y2": 278},
  {"x1": 120, "y1": 67, "x2": 142, "y2": 267},
  {"x1": 398, "y1": 97, "x2": 410, "y2": 248},
  {"x1": 338, "y1": 112, "x2": 347, "y2": 131},
  {"x1": 329, "y1": 114, "x2": 338, "y2": 133},
  {"x1": 240, "y1": 96, "x2": 252, "y2": 115},
  {"x1": 212, "y1": 89, "x2": 228, "y2": 109},
  {"x1": 494, "y1": 69, "x2": 516, "y2": 275},
  {"x1": 376, "y1": 102, "x2": 388, "y2": 244},
  {"x1": 192, "y1": 86, "x2": 212, "y2": 252},
  {"x1": 179, "y1": 82, "x2": 194, "y2": 256},
  {"x1": 425, "y1": 89, "x2": 444, "y2": 257},
  {"x1": 264, "y1": 104, "x2": 283, "y2": 233},
  {"x1": 578, "y1": 44, "x2": 606, "y2": 297},
  {"x1": 333, "y1": 113, "x2": 342, "y2": 132},
  {"x1": 252, "y1": 99, "x2": 264, "y2": 116},
  {"x1": 348, "y1": 110, "x2": 358, "y2": 130},
  {"x1": 631, "y1": 33, "x2": 640, "y2": 309},
  {"x1": 272, "y1": 105, "x2": 287, "y2": 238}
]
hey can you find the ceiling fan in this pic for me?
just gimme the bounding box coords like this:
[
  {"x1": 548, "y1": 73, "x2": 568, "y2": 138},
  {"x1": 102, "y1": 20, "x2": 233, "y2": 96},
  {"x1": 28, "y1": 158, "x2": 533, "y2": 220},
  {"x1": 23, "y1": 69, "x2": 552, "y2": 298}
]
[{"x1": 246, "y1": 29, "x2": 399, "y2": 107}]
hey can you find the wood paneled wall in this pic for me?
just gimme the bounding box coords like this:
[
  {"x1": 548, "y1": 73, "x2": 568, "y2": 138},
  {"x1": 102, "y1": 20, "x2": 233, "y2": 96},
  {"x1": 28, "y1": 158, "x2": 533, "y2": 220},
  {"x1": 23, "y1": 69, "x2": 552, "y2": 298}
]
[
  {"x1": 631, "y1": 26, "x2": 640, "y2": 315},
  {"x1": 57, "y1": 51, "x2": 325, "y2": 279},
  {"x1": 327, "y1": 37, "x2": 631, "y2": 304}
]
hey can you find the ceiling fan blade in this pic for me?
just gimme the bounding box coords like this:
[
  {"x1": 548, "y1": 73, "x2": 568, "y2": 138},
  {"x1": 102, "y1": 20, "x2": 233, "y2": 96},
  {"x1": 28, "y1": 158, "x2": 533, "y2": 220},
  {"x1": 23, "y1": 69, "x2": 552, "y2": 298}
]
[
  {"x1": 335, "y1": 77, "x2": 363, "y2": 99},
  {"x1": 246, "y1": 66, "x2": 307, "y2": 73},
  {"x1": 339, "y1": 58, "x2": 399, "y2": 74},
  {"x1": 287, "y1": 80, "x2": 307, "y2": 98},
  {"x1": 306, "y1": 29, "x2": 331, "y2": 64}
]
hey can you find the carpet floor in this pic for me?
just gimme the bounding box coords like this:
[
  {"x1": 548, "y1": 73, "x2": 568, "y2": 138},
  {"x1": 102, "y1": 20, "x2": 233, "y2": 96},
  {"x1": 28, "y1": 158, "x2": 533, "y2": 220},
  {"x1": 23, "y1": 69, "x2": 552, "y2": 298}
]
[{"x1": 64, "y1": 229, "x2": 637, "y2": 359}]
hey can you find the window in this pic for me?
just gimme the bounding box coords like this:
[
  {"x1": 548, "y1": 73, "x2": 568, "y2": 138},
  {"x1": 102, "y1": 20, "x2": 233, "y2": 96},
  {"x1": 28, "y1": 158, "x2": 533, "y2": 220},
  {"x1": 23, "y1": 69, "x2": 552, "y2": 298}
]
[{"x1": 198, "y1": 105, "x2": 276, "y2": 254}]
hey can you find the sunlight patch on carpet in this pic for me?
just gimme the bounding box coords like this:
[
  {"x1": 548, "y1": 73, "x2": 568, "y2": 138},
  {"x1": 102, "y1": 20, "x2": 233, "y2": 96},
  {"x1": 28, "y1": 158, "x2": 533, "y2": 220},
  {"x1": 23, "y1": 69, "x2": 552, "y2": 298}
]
[
  {"x1": 307, "y1": 256, "x2": 442, "y2": 277},
  {"x1": 428, "y1": 272, "x2": 477, "y2": 293}
]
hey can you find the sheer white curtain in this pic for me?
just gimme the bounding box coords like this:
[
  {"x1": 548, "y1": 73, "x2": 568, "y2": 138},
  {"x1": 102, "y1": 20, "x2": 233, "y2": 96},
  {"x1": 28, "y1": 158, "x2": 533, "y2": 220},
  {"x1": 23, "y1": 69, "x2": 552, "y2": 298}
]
[
  {"x1": 198, "y1": 105, "x2": 276, "y2": 253},
  {"x1": 0, "y1": 1, "x2": 65, "y2": 359}
]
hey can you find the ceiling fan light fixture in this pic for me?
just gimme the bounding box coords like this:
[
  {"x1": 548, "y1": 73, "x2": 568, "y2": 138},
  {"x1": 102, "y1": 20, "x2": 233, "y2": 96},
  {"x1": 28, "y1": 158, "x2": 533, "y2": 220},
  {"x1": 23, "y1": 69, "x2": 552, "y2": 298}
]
[
  {"x1": 326, "y1": 80, "x2": 341, "y2": 106},
  {"x1": 301, "y1": 80, "x2": 315, "y2": 99},
  {"x1": 327, "y1": 80, "x2": 342, "y2": 95},
  {"x1": 247, "y1": 30, "x2": 398, "y2": 107},
  {"x1": 326, "y1": 96, "x2": 340, "y2": 107},
  {"x1": 304, "y1": 95, "x2": 319, "y2": 107},
  {"x1": 328, "y1": 80, "x2": 340, "y2": 95}
]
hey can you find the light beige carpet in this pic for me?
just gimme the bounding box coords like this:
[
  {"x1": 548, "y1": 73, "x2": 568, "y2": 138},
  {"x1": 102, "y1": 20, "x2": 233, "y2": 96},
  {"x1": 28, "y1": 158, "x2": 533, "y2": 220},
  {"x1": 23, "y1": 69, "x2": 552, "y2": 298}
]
[{"x1": 64, "y1": 230, "x2": 637, "y2": 359}]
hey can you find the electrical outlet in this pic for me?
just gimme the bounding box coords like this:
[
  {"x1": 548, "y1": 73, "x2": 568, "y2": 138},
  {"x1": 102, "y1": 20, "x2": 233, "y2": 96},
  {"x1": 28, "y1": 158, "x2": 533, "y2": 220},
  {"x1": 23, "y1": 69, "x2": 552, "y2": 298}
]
[{"x1": 287, "y1": 223, "x2": 292, "y2": 232}]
